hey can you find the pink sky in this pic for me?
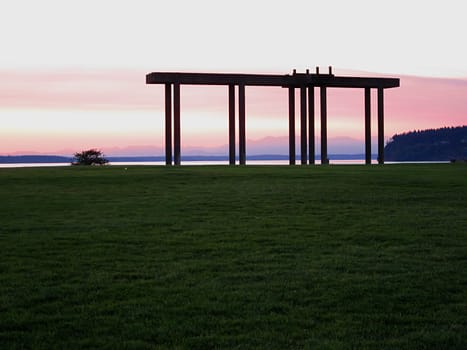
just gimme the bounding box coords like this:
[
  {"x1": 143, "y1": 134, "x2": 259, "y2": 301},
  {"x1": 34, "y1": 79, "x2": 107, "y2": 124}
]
[
  {"x1": 1, "y1": 1, "x2": 466, "y2": 156},
  {"x1": 0, "y1": 68, "x2": 466, "y2": 155}
]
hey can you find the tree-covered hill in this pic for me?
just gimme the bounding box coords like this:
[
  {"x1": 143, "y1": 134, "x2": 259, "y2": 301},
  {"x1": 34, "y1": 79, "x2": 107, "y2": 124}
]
[{"x1": 385, "y1": 126, "x2": 467, "y2": 161}]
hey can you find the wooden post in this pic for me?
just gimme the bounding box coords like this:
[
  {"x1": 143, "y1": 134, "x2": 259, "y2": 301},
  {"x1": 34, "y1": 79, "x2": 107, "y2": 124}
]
[
  {"x1": 238, "y1": 84, "x2": 246, "y2": 165},
  {"x1": 288, "y1": 87, "x2": 296, "y2": 165},
  {"x1": 365, "y1": 87, "x2": 371, "y2": 165},
  {"x1": 378, "y1": 87, "x2": 384, "y2": 164},
  {"x1": 300, "y1": 86, "x2": 307, "y2": 164},
  {"x1": 320, "y1": 86, "x2": 328, "y2": 165},
  {"x1": 308, "y1": 87, "x2": 315, "y2": 164},
  {"x1": 164, "y1": 83, "x2": 172, "y2": 165},
  {"x1": 173, "y1": 83, "x2": 181, "y2": 165},
  {"x1": 229, "y1": 84, "x2": 236, "y2": 165}
]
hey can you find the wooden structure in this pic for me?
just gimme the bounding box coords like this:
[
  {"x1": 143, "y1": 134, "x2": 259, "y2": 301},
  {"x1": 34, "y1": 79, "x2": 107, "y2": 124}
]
[{"x1": 146, "y1": 68, "x2": 400, "y2": 165}]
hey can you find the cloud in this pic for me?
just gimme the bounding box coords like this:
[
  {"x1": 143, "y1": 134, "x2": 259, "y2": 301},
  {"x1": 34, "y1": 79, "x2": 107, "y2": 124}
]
[{"x1": 0, "y1": 69, "x2": 159, "y2": 110}]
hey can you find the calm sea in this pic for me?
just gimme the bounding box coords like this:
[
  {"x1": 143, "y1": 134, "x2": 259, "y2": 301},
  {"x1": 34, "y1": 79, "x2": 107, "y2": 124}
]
[{"x1": 0, "y1": 160, "x2": 449, "y2": 168}]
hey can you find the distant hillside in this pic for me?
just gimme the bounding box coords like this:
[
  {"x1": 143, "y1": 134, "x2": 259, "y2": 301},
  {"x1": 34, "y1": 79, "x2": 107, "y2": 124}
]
[
  {"x1": 385, "y1": 126, "x2": 467, "y2": 161},
  {"x1": 0, "y1": 155, "x2": 72, "y2": 163}
]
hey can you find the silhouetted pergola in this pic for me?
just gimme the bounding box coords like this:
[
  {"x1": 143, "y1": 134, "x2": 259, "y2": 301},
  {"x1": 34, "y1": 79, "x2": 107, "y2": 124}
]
[{"x1": 146, "y1": 68, "x2": 400, "y2": 165}]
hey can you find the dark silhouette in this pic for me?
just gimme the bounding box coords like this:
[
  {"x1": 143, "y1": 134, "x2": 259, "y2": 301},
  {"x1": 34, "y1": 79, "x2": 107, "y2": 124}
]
[
  {"x1": 72, "y1": 149, "x2": 109, "y2": 166},
  {"x1": 146, "y1": 69, "x2": 400, "y2": 165},
  {"x1": 385, "y1": 126, "x2": 467, "y2": 161}
]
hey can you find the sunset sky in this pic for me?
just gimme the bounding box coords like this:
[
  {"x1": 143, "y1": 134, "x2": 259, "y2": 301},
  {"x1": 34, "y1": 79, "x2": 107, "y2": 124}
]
[{"x1": 1, "y1": 0, "x2": 466, "y2": 155}]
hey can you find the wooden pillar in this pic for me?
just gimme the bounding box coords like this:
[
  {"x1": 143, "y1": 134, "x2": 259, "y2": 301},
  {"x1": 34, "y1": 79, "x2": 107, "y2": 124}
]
[
  {"x1": 229, "y1": 84, "x2": 236, "y2": 165},
  {"x1": 308, "y1": 87, "x2": 315, "y2": 164},
  {"x1": 300, "y1": 86, "x2": 307, "y2": 165},
  {"x1": 173, "y1": 83, "x2": 181, "y2": 165},
  {"x1": 320, "y1": 86, "x2": 328, "y2": 165},
  {"x1": 164, "y1": 83, "x2": 172, "y2": 165},
  {"x1": 364, "y1": 87, "x2": 371, "y2": 165},
  {"x1": 238, "y1": 84, "x2": 246, "y2": 165},
  {"x1": 288, "y1": 87, "x2": 296, "y2": 165},
  {"x1": 378, "y1": 87, "x2": 384, "y2": 164}
]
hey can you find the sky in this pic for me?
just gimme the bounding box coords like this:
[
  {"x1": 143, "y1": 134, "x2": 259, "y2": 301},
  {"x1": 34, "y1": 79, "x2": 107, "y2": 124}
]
[{"x1": 1, "y1": 0, "x2": 466, "y2": 155}]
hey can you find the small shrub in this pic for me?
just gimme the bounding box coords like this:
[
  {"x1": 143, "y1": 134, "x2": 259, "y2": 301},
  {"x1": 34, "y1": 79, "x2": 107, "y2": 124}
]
[{"x1": 72, "y1": 149, "x2": 109, "y2": 166}]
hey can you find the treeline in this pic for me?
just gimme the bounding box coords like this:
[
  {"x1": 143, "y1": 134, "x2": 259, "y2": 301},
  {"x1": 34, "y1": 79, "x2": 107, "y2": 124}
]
[{"x1": 385, "y1": 126, "x2": 467, "y2": 161}]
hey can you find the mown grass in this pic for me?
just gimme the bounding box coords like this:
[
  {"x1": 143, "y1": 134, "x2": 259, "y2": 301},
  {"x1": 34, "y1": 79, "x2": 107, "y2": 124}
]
[{"x1": 0, "y1": 164, "x2": 466, "y2": 349}]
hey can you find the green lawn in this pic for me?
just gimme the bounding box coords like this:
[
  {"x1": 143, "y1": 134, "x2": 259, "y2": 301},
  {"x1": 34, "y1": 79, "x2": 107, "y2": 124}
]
[{"x1": 0, "y1": 164, "x2": 466, "y2": 349}]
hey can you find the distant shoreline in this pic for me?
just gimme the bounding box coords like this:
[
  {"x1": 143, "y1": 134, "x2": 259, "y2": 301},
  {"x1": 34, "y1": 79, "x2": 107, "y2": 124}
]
[{"x1": 0, "y1": 154, "x2": 376, "y2": 164}]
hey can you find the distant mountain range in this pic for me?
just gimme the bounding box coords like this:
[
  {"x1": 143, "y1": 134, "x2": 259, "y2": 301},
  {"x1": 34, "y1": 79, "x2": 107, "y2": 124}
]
[
  {"x1": 385, "y1": 126, "x2": 467, "y2": 161},
  {"x1": 97, "y1": 136, "x2": 371, "y2": 156}
]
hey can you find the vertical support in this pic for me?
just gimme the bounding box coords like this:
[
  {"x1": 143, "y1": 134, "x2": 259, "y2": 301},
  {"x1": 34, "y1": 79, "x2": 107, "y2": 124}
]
[
  {"x1": 229, "y1": 84, "x2": 236, "y2": 165},
  {"x1": 173, "y1": 83, "x2": 181, "y2": 165},
  {"x1": 364, "y1": 87, "x2": 371, "y2": 165},
  {"x1": 238, "y1": 84, "x2": 246, "y2": 165},
  {"x1": 377, "y1": 87, "x2": 384, "y2": 164},
  {"x1": 164, "y1": 83, "x2": 172, "y2": 165},
  {"x1": 300, "y1": 86, "x2": 307, "y2": 165},
  {"x1": 288, "y1": 87, "x2": 296, "y2": 165},
  {"x1": 320, "y1": 86, "x2": 328, "y2": 165},
  {"x1": 308, "y1": 87, "x2": 315, "y2": 164}
]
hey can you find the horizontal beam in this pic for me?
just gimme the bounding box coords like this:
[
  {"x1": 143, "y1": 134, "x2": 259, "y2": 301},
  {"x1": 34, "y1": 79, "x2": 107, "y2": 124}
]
[
  {"x1": 147, "y1": 72, "x2": 286, "y2": 86},
  {"x1": 309, "y1": 76, "x2": 400, "y2": 89},
  {"x1": 147, "y1": 72, "x2": 400, "y2": 89}
]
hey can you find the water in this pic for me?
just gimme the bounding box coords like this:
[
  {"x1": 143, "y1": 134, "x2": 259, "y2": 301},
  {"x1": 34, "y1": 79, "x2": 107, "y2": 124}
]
[{"x1": 0, "y1": 159, "x2": 448, "y2": 168}]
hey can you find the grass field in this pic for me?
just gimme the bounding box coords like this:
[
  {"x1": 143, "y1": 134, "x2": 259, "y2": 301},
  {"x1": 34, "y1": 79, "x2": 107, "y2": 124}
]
[{"x1": 0, "y1": 164, "x2": 466, "y2": 349}]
